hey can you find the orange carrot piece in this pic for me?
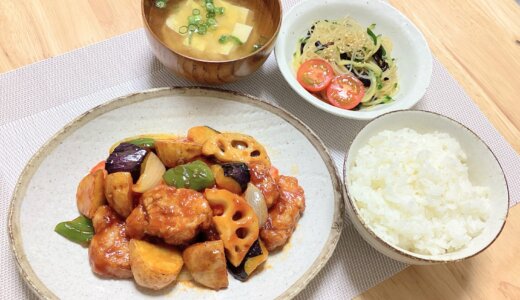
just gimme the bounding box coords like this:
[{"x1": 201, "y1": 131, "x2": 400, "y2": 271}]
[{"x1": 89, "y1": 160, "x2": 106, "y2": 175}]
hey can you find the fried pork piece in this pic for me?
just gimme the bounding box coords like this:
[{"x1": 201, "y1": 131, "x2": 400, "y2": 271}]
[
  {"x1": 249, "y1": 163, "x2": 280, "y2": 208},
  {"x1": 260, "y1": 176, "x2": 305, "y2": 251},
  {"x1": 126, "y1": 204, "x2": 147, "y2": 239},
  {"x1": 92, "y1": 205, "x2": 119, "y2": 233},
  {"x1": 126, "y1": 185, "x2": 213, "y2": 245},
  {"x1": 89, "y1": 206, "x2": 132, "y2": 278},
  {"x1": 76, "y1": 169, "x2": 106, "y2": 218},
  {"x1": 201, "y1": 225, "x2": 221, "y2": 242}
]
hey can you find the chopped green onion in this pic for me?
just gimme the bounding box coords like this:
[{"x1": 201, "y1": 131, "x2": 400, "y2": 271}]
[
  {"x1": 154, "y1": 0, "x2": 168, "y2": 8},
  {"x1": 253, "y1": 44, "x2": 263, "y2": 51},
  {"x1": 380, "y1": 45, "x2": 387, "y2": 57},
  {"x1": 367, "y1": 28, "x2": 377, "y2": 45},
  {"x1": 197, "y1": 24, "x2": 208, "y2": 35},
  {"x1": 188, "y1": 15, "x2": 202, "y2": 25},
  {"x1": 207, "y1": 18, "x2": 217, "y2": 26},
  {"x1": 178, "y1": 0, "x2": 224, "y2": 40},
  {"x1": 231, "y1": 36, "x2": 243, "y2": 45},
  {"x1": 179, "y1": 26, "x2": 188, "y2": 34},
  {"x1": 219, "y1": 35, "x2": 243, "y2": 45}
]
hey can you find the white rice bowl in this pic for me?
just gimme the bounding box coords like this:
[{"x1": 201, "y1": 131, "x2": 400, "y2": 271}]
[{"x1": 349, "y1": 128, "x2": 490, "y2": 255}]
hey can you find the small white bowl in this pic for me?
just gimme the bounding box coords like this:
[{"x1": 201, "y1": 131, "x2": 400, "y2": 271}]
[
  {"x1": 275, "y1": 0, "x2": 432, "y2": 120},
  {"x1": 343, "y1": 110, "x2": 509, "y2": 264}
]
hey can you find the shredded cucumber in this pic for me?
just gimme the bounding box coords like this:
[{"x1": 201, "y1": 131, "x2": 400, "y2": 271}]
[{"x1": 361, "y1": 71, "x2": 377, "y2": 103}]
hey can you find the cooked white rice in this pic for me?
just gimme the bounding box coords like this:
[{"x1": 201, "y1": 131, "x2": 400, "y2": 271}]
[{"x1": 350, "y1": 128, "x2": 490, "y2": 255}]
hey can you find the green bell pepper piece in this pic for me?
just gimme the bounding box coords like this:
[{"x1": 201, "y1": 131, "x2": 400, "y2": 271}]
[
  {"x1": 163, "y1": 160, "x2": 215, "y2": 191},
  {"x1": 54, "y1": 215, "x2": 94, "y2": 245},
  {"x1": 127, "y1": 137, "x2": 155, "y2": 149}
]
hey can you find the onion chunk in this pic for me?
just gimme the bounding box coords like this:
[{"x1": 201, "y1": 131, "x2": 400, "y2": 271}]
[{"x1": 244, "y1": 183, "x2": 268, "y2": 227}]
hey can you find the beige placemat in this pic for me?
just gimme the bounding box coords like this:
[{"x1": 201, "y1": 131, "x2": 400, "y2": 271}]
[{"x1": 1, "y1": 7, "x2": 519, "y2": 300}]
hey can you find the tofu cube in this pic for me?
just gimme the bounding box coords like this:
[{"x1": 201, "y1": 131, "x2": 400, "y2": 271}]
[
  {"x1": 166, "y1": 0, "x2": 199, "y2": 32},
  {"x1": 232, "y1": 23, "x2": 253, "y2": 43},
  {"x1": 165, "y1": 15, "x2": 181, "y2": 32},
  {"x1": 218, "y1": 42, "x2": 236, "y2": 56},
  {"x1": 235, "y1": 6, "x2": 251, "y2": 23},
  {"x1": 215, "y1": 0, "x2": 250, "y2": 23}
]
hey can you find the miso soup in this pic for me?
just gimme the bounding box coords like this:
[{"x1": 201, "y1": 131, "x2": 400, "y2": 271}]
[{"x1": 148, "y1": 0, "x2": 271, "y2": 61}]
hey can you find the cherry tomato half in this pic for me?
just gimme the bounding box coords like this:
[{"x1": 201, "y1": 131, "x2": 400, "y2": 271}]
[
  {"x1": 297, "y1": 59, "x2": 335, "y2": 92},
  {"x1": 326, "y1": 74, "x2": 365, "y2": 110}
]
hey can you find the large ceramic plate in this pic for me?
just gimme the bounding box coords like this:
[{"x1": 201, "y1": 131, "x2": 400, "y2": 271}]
[{"x1": 9, "y1": 88, "x2": 343, "y2": 299}]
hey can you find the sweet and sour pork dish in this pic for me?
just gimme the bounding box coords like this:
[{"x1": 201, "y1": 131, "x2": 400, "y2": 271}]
[{"x1": 55, "y1": 126, "x2": 305, "y2": 291}]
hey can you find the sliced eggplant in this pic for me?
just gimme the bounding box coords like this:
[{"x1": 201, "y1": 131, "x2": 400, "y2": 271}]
[
  {"x1": 227, "y1": 240, "x2": 268, "y2": 281},
  {"x1": 105, "y1": 143, "x2": 147, "y2": 182},
  {"x1": 211, "y1": 163, "x2": 250, "y2": 194},
  {"x1": 211, "y1": 164, "x2": 241, "y2": 194},
  {"x1": 222, "y1": 163, "x2": 250, "y2": 191}
]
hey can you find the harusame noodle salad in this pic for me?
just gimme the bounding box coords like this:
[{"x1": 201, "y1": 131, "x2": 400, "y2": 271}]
[{"x1": 293, "y1": 17, "x2": 399, "y2": 110}]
